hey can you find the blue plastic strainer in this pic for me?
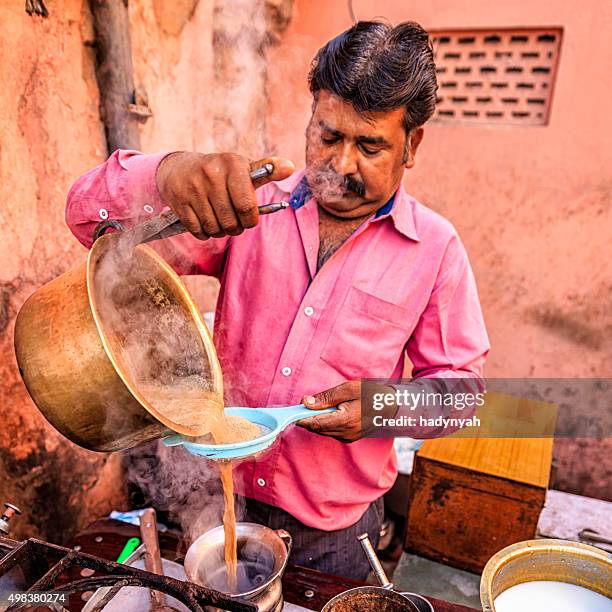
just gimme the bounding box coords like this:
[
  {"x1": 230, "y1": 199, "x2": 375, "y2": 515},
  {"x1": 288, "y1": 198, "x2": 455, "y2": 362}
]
[{"x1": 163, "y1": 404, "x2": 336, "y2": 460}]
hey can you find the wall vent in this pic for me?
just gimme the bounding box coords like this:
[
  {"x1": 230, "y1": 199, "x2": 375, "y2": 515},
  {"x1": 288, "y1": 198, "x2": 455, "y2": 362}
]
[{"x1": 431, "y1": 28, "x2": 562, "y2": 126}]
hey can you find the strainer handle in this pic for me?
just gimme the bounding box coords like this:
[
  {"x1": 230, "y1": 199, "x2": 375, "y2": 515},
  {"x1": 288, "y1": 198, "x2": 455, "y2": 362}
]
[{"x1": 270, "y1": 404, "x2": 337, "y2": 430}]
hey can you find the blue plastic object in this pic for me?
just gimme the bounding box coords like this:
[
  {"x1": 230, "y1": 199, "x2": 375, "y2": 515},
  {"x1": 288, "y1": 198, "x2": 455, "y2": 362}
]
[{"x1": 163, "y1": 404, "x2": 336, "y2": 460}]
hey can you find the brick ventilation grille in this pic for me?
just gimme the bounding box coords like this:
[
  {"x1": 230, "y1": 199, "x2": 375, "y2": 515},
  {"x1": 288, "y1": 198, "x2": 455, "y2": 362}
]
[{"x1": 431, "y1": 28, "x2": 562, "y2": 126}]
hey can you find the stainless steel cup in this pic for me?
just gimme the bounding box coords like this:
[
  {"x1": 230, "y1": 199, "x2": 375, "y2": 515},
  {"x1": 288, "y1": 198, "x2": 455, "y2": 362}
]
[{"x1": 184, "y1": 522, "x2": 292, "y2": 612}]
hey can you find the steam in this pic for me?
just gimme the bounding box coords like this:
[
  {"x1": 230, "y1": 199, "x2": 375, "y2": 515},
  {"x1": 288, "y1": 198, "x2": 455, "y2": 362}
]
[
  {"x1": 306, "y1": 163, "x2": 367, "y2": 204},
  {"x1": 89, "y1": 0, "x2": 287, "y2": 554},
  {"x1": 93, "y1": 229, "x2": 256, "y2": 584},
  {"x1": 93, "y1": 231, "x2": 223, "y2": 435},
  {"x1": 127, "y1": 441, "x2": 245, "y2": 547},
  {"x1": 189, "y1": 524, "x2": 275, "y2": 594}
]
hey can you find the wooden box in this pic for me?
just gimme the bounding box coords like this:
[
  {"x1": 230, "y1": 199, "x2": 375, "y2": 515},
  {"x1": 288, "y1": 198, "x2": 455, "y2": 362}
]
[{"x1": 404, "y1": 406, "x2": 554, "y2": 572}]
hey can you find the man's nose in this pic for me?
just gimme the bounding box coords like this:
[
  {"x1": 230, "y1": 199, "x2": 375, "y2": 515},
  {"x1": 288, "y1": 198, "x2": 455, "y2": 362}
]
[{"x1": 332, "y1": 145, "x2": 358, "y2": 176}]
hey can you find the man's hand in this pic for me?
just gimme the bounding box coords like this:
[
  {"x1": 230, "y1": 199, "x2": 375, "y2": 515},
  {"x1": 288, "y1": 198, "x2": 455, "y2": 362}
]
[
  {"x1": 156, "y1": 152, "x2": 295, "y2": 240},
  {"x1": 298, "y1": 381, "x2": 364, "y2": 443}
]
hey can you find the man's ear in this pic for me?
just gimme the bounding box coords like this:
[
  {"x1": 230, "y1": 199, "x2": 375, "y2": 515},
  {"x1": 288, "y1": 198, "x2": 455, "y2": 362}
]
[{"x1": 404, "y1": 127, "x2": 425, "y2": 169}]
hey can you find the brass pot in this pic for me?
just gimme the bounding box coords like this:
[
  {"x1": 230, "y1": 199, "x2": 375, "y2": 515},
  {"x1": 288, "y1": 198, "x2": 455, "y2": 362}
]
[
  {"x1": 480, "y1": 539, "x2": 612, "y2": 611},
  {"x1": 14, "y1": 234, "x2": 223, "y2": 452}
]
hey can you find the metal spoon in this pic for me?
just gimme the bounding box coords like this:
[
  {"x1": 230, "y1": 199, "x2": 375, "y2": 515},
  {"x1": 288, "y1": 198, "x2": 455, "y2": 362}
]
[{"x1": 358, "y1": 533, "x2": 434, "y2": 612}]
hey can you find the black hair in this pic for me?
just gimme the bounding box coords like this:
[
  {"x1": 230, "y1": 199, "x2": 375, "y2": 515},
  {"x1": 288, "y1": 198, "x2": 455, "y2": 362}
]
[{"x1": 308, "y1": 20, "x2": 438, "y2": 132}]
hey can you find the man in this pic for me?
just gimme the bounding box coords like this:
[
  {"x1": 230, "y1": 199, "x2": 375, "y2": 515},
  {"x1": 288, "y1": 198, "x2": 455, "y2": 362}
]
[{"x1": 66, "y1": 20, "x2": 489, "y2": 579}]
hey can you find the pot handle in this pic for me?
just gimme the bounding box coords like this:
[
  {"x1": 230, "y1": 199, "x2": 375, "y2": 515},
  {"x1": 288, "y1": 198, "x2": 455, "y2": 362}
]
[
  {"x1": 92, "y1": 219, "x2": 125, "y2": 242},
  {"x1": 275, "y1": 529, "x2": 293, "y2": 562},
  {"x1": 358, "y1": 533, "x2": 393, "y2": 589},
  {"x1": 91, "y1": 210, "x2": 184, "y2": 246},
  {"x1": 89, "y1": 164, "x2": 282, "y2": 246}
]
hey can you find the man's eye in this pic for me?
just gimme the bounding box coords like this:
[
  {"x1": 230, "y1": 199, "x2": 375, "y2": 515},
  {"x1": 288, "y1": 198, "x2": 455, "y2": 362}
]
[
  {"x1": 321, "y1": 136, "x2": 340, "y2": 145},
  {"x1": 359, "y1": 144, "x2": 379, "y2": 156}
]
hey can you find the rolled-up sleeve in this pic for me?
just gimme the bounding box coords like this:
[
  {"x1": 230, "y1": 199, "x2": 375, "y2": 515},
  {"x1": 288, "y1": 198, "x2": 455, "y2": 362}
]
[
  {"x1": 65, "y1": 150, "x2": 230, "y2": 277},
  {"x1": 66, "y1": 149, "x2": 169, "y2": 248}
]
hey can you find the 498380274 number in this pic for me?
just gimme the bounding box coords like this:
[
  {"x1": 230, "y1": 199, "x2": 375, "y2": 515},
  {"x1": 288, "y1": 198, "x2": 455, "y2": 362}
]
[{"x1": 4, "y1": 591, "x2": 70, "y2": 605}]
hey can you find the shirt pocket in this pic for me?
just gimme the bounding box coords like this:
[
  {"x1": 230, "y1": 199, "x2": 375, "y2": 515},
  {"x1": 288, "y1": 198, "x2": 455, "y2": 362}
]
[{"x1": 320, "y1": 286, "x2": 413, "y2": 379}]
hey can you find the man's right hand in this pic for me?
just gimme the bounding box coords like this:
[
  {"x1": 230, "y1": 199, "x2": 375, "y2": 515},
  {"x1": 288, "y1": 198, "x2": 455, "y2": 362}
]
[{"x1": 156, "y1": 152, "x2": 295, "y2": 240}]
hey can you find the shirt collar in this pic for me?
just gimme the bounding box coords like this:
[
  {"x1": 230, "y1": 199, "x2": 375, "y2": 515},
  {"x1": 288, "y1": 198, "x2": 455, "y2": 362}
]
[
  {"x1": 382, "y1": 184, "x2": 420, "y2": 242},
  {"x1": 273, "y1": 169, "x2": 420, "y2": 242}
]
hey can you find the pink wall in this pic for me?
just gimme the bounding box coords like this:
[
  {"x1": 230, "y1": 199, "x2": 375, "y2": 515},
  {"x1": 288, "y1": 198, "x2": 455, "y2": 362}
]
[
  {"x1": 0, "y1": 1, "x2": 125, "y2": 542},
  {"x1": 267, "y1": 0, "x2": 612, "y2": 378}
]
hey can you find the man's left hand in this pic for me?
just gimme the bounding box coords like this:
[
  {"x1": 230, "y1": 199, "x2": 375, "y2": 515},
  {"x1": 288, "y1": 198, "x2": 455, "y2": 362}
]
[{"x1": 298, "y1": 381, "x2": 363, "y2": 443}]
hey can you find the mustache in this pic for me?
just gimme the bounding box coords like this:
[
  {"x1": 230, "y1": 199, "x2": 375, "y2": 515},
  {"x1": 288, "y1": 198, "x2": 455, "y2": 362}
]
[
  {"x1": 310, "y1": 166, "x2": 367, "y2": 199},
  {"x1": 344, "y1": 175, "x2": 366, "y2": 197}
]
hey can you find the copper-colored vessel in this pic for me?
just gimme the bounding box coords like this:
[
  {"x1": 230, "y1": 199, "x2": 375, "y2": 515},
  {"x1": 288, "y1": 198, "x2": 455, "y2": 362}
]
[
  {"x1": 480, "y1": 538, "x2": 612, "y2": 611},
  {"x1": 14, "y1": 234, "x2": 223, "y2": 452}
]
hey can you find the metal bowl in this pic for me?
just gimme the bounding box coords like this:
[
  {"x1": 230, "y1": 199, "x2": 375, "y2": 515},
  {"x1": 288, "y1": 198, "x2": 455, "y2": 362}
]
[
  {"x1": 399, "y1": 592, "x2": 435, "y2": 612},
  {"x1": 322, "y1": 586, "x2": 420, "y2": 611},
  {"x1": 480, "y1": 539, "x2": 612, "y2": 611},
  {"x1": 184, "y1": 522, "x2": 292, "y2": 612}
]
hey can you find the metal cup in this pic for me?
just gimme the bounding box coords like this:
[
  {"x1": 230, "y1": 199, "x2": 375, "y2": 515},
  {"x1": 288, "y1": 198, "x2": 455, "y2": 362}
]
[{"x1": 184, "y1": 522, "x2": 292, "y2": 612}]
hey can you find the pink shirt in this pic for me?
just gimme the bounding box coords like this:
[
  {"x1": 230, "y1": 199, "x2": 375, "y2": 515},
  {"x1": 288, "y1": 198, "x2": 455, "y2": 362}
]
[{"x1": 66, "y1": 150, "x2": 489, "y2": 530}]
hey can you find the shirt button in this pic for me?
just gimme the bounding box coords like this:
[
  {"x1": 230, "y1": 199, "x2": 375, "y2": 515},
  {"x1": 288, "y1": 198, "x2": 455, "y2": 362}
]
[
  {"x1": 257, "y1": 478, "x2": 266, "y2": 487},
  {"x1": 143, "y1": 204, "x2": 154, "y2": 214},
  {"x1": 304, "y1": 306, "x2": 314, "y2": 317},
  {"x1": 99, "y1": 208, "x2": 109, "y2": 220},
  {"x1": 281, "y1": 366, "x2": 292, "y2": 376}
]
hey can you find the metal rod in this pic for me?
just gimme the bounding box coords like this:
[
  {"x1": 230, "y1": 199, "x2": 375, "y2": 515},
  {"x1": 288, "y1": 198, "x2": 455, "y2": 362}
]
[
  {"x1": 139, "y1": 508, "x2": 168, "y2": 610},
  {"x1": 579, "y1": 528, "x2": 612, "y2": 552},
  {"x1": 84, "y1": 544, "x2": 146, "y2": 611},
  {"x1": 258, "y1": 200, "x2": 289, "y2": 214},
  {"x1": 0, "y1": 537, "x2": 256, "y2": 611},
  {"x1": 357, "y1": 533, "x2": 393, "y2": 589},
  {"x1": 249, "y1": 163, "x2": 274, "y2": 181}
]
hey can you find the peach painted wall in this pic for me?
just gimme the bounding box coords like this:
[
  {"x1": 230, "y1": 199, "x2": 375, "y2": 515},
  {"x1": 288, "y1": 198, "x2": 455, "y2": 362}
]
[
  {"x1": 0, "y1": 1, "x2": 123, "y2": 543},
  {"x1": 0, "y1": 0, "x2": 275, "y2": 541},
  {"x1": 265, "y1": 0, "x2": 611, "y2": 497},
  {"x1": 267, "y1": 0, "x2": 612, "y2": 378}
]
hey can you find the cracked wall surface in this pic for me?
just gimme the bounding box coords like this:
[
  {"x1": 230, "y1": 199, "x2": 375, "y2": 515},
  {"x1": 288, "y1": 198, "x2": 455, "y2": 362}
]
[
  {"x1": 0, "y1": 0, "x2": 292, "y2": 542},
  {"x1": 0, "y1": 1, "x2": 123, "y2": 543}
]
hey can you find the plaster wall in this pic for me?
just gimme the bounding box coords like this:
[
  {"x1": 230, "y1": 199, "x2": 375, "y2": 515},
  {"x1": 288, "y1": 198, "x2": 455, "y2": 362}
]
[{"x1": 0, "y1": 0, "x2": 280, "y2": 541}]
